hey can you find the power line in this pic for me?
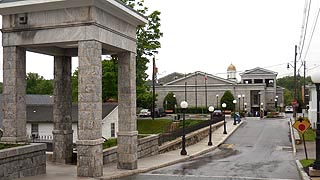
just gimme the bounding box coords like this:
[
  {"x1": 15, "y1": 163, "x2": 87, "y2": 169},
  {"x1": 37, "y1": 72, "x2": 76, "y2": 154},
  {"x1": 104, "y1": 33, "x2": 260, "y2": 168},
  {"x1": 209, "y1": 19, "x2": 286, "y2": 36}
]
[
  {"x1": 299, "y1": 0, "x2": 312, "y2": 62},
  {"x1": 302, "y1": 7, "x2": 320, "y2": 61}
]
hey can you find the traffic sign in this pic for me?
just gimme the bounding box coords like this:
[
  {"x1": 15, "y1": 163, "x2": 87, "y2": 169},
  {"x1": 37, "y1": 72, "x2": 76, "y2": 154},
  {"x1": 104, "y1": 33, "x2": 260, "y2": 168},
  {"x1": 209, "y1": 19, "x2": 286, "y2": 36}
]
[
  {"x1": 293, "y1": 120, "x2": 311, "y2": 134},
  {"x1": 292, "y1": 99, "x2": 297, "y2": 106}
]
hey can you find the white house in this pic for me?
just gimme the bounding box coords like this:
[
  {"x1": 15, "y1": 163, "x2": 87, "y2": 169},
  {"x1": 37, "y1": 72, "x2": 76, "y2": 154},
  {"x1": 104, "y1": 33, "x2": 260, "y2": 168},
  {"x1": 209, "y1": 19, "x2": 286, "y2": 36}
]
[
  {"x1": 307, "y1": 85, "x2": 317, "y2": 128},
  {"x1": 0, "y1": 95, "x2": 119, "y2": 142}
]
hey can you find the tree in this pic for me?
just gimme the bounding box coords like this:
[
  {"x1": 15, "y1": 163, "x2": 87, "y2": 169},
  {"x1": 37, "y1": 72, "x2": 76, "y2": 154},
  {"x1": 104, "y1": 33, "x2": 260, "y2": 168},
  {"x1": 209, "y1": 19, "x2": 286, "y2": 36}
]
[
  {"x1": 71, "y1": 69, "x2": 78, "y2": 102},
  {"x1": 102, "y1": 59, "x2": 118, "y2": 101},
  {"x1": 220, "y1": 90, "x2": 235, "y2": 111},
  {"x1": 26, "y1": 72, "x2": 53, "y2": 94},
  {"x1": 277, "y1": 75, "x2": 312, "y2": 106},
  {"x1": 163, "y1": 92, "x2": 177, "y2": 111},
  {"x1": 121, "y1": 0, "x2": 163, "y2": 108}
]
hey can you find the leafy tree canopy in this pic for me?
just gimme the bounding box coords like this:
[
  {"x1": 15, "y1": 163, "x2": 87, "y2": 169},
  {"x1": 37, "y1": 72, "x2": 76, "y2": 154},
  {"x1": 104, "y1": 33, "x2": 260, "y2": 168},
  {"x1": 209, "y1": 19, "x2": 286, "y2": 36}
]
[
  {"x1": 163, "y1": 92, "x2": 177, "y2": 111},
  {"x1": 26, "y1": 72, "x2": 53, "y2": 95},
  {"x1": 277, "y1": 75, "x2": 312, "y2": 106},
  {"x1": 220, "y1": 90, "x2": 235, "y2": 111}
]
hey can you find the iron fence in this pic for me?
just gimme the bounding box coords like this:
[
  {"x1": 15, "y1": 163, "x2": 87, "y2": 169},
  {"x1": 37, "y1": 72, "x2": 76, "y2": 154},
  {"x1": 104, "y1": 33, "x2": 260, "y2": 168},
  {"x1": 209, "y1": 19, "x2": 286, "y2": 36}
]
[{"x1": 158, "y1": 116, "x2": 224, "y2": 145}]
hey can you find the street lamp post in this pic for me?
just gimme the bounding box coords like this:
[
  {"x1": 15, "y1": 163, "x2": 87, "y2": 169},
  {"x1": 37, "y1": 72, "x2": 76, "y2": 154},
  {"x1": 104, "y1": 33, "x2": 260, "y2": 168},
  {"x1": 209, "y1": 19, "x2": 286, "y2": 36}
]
[
  {"x1": 233, "y1": 99, "x2": 237, "y2": 125},
  {"x1": 244, "y1": 102, "x2": 247, "y2": 113},
  {"x1": 260, "y1": 102, "x2": 264, "y2": 118},
  {"x1": 208, "y1": 106, "x2": 214, "y2": 146},
  {"x1": 222, "y1": 103, "x2": 227, "y2": 134},
  {"x1": 180, "y1": 101, "x2": 188, "y2": 155},
  {"x1": 216, "y1": 94, "x2": 219, "y2": 109},
  {"x1": 242, "y1": 94, "x2": 245, "y2": 112},
  {"x1": 311, "y1": 71, "x2": 320, "y2": 169},
  {"x1": 173, "y1": 94, "x2": 176, "y2": 113},
  {"x1": 238, "y1": 95, "x2": 241, "y2": 114}
]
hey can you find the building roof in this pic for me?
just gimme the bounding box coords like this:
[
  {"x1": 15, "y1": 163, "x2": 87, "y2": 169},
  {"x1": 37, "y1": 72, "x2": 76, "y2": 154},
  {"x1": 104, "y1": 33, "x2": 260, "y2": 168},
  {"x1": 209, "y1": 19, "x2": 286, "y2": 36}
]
[
  {"x1": 157, "y1": 72, "x2": 185, "y2": 85},
  {"x1": 0, "y1": 94, "x2": 117, "y2": 125},
  {"x1": 27, "y1": 103, "x2": 117, "y2": 123},
  {"x1": 239, "y1": 67, "x2": 278, "y2": 76},
  {"x1": 162, "y1": 71, "x2": 236, "y2": 86}
]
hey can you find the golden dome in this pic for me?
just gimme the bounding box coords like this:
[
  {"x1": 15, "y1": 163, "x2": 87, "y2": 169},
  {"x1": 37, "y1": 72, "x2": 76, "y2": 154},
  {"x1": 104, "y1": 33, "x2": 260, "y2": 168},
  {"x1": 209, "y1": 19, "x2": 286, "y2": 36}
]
[{"x1": 227, "y1": 64, "x2": 236, "y2": 71}]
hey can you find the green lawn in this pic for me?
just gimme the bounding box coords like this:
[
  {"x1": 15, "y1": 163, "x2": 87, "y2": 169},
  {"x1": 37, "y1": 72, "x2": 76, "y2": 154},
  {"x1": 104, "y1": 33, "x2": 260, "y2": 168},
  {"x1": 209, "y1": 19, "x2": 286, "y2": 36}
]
[
  {"x1": 137, "y1": 119, "x2": 203, "y2": 134},
  {"x1": 178, "y1": 120, "x2": 203, "y2": 128},
  {"x1": 102, "y1": 119, "x2": 204, "y2": 149},
  {"x1": 103, "y1": 138, "x2": 117, "y2": 149},
  {"x1": 300, "y1": 159, "x2": 315, "y2": 168},
  {"x1": 137, "y1": 119, "x2": 173, "y2": 134},
  {"x1": 300, "y1": 128, "x2": 316, "y2": 141}
]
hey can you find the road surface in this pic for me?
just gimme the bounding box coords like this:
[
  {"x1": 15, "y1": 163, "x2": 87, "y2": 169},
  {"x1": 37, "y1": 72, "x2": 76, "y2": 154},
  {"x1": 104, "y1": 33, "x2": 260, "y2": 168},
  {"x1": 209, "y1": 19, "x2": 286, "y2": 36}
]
[{"x1": 120, "y1": 118, "x2": 300, "y2": 180}]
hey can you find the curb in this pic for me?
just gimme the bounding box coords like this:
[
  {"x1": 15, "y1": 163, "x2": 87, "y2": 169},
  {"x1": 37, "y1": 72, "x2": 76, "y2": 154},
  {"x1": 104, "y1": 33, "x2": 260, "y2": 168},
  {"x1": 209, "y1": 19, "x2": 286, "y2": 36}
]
[
  {"x1": 101, "y1": 121, "x2": 244, "y2": 180},
  {"x1": 296, "y1": 160, "x2": 311, "y2": 180},
  {"x1": 288, "y1": 119, "x2": 297, "y2": 155}
]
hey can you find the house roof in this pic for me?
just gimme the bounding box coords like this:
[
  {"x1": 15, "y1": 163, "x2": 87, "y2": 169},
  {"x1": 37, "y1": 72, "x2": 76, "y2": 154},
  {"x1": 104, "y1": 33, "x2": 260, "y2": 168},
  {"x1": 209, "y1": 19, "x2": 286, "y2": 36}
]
[
  {"x1": 0, "y1": 94, "x2": 117, "y2": 125},
  {"x1": 27, "y1": 103, "x2": 117, "y2": 123},
  {"x1": 157, "y1": 72, "x2": 185, "y2": 85}
]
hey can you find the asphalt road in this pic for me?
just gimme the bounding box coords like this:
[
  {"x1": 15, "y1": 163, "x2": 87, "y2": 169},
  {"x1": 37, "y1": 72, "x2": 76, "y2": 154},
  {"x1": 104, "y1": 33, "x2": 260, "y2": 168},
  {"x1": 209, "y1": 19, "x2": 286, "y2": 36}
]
[{"x1": 119, "y1": 118, "x2": 300, "y2": 180}]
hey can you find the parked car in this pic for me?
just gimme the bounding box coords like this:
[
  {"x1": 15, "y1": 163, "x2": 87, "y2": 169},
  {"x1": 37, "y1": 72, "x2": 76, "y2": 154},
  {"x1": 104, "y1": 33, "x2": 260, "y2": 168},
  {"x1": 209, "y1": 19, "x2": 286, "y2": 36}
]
[
  {"x1": 285, "y1": 106, "x2": 293, "y2": 113},
  {"x1": 138, "y1": 109, "x2": 151, "y2": 117},
  {"x1": 152, "y1": 108, "x2": 166, "y2": 118},
  {"x1": 212, "y1": 109, "x2": 223, "y2": 117}
]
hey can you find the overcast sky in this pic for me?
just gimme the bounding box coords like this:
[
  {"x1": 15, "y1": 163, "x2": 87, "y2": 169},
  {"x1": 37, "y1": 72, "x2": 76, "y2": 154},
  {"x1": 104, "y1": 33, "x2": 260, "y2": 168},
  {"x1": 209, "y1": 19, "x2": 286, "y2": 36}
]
[{"x1": 0, "y1": 0, "x2": 319, "y2": 82}]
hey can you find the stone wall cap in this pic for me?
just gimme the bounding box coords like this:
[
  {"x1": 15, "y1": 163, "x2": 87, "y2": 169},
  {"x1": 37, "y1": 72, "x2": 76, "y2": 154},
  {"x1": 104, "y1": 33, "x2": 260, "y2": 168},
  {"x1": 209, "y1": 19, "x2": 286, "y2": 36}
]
[
  {"x1": 0, "y1": 143, "x2": 46, "y2": 159},
  {"x1": 0, "y1": 0, "x2": 148, "y2": 25},
  {"x1": 76, "y1": 138, "x2": 104, "y2": 146}
]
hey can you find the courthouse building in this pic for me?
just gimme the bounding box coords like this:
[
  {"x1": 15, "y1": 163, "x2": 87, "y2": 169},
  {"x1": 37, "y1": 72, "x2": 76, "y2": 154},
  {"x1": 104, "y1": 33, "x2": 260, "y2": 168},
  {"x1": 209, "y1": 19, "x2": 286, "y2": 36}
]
[{"x1": 155, "y1": 64, "x2": 284, "y2": 114}]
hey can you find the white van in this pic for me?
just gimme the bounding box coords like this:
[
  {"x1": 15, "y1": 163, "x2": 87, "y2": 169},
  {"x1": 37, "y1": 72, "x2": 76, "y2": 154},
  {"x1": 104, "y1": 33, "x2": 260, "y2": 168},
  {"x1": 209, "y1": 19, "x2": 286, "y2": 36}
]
[{"x1": 285, "y1": 106, "x2": 293, "y2": 113}]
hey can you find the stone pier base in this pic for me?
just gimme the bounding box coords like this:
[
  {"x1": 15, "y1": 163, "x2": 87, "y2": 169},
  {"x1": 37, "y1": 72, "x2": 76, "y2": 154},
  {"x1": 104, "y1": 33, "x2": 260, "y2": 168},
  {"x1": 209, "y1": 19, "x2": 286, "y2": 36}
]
[
  {"x1": 117, "y1": 131, "x2": 138, "y2": 169},
  {"x1": 52, "y1": 130, "x2": 73, "y2": 164},
  {"x1": 77, "y1": 139, "x2": 104, "y2": 177}
]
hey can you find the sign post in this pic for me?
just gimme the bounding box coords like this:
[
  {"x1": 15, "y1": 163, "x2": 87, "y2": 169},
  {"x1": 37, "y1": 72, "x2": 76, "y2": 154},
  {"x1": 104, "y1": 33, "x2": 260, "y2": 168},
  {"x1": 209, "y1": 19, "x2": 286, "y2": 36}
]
[{"x1": 293, "y1": 118, "x2": 311, "y2": 160}]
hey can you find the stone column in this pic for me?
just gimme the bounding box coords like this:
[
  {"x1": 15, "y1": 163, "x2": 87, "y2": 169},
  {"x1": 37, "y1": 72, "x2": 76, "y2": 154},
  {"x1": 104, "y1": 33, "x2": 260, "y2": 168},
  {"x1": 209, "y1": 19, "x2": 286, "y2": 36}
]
[
  {"x1": 117, "y1": 52, "x2": 138, "y2": 170},
  {"x1": 76, "y1": 40, "x2": 103, "y2": 177},
  {"x1": 1, "y1": 46, "x2": 27, "y2": 143},
  {"x1": 52, "y1": 56, "x2": 73, "y2": 164}
]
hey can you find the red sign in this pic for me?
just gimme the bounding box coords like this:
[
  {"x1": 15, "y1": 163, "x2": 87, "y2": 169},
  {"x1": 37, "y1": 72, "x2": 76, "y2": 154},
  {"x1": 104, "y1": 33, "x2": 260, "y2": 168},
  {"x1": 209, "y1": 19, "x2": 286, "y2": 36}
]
[
  {"x1": 298, "y1": 124, "x2": 306, "y2": 132},
  {"x1": 292, "y1": 99, "x2": 297, "y2": 106}
]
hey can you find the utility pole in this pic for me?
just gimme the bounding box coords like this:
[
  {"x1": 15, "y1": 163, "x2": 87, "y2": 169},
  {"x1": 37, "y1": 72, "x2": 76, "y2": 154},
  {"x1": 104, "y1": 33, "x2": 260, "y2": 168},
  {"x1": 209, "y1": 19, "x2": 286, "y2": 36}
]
[
  {"x1": 293, "y1": 45, "x2": 297, "y2": 119},
  {"x1": 303, "y1": 60, "x2": 306, "y2": 110},
  {"x1": 205, "y1": 74, "x2": 208, "y2": 111},
  {"x1": 152, "y1": 56, "x2": 156, "y2": 120}
]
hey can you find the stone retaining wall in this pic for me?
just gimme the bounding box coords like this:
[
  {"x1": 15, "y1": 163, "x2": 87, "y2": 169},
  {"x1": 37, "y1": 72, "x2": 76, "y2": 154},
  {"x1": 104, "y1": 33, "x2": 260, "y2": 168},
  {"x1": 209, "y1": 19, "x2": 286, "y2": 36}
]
[
  {"x1": 159, "y1": 121, "x2": 224, "y2": 153},
  {"x1": 103, "y1": 135, "x2": 159, "y2": 164},
  {"x1": 0, "y1": 143, "x2": 46, "y2": 179}
]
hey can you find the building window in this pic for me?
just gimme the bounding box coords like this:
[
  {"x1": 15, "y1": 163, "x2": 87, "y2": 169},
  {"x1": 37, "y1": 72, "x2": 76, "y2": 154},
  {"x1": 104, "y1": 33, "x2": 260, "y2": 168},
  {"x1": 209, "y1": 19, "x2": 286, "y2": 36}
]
[
  {"x1": 31, "y1": 124, "x2": 39, "y2": 134},
  {"x1": 31, "y1": 123, "x2": 39, "y2": 139},
  {"x1": 243, "y1": 79, "x2": 252, "y2": 84},
  {"x1": 266, "y1": 79, "x2": 274, "y2": 87},
  {"x1": 111, "y1": 123, "x2": 115, "y2": 137},
  {"x1": 253, "y1": 94, "x2": 259, "y2": 105},
  {"x1": 254, "y1": 79, "x2": 263, "y2": 84}
]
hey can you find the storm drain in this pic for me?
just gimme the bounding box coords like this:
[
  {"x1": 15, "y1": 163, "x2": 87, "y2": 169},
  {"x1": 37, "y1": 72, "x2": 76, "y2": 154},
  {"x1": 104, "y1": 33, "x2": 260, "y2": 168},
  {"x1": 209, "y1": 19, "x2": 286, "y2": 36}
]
[{"x1": 277, "y1": 146, "x2": 293, "y2": 151}]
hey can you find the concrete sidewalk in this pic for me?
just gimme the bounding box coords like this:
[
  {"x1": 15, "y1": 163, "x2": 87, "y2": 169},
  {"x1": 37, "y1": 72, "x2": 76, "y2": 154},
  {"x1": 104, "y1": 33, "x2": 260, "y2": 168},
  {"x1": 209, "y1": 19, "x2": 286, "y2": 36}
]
[{"x1": 21, "y1": 119, "x2": 243, "y2": 180}]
